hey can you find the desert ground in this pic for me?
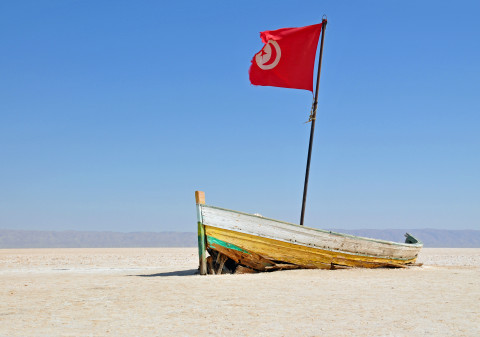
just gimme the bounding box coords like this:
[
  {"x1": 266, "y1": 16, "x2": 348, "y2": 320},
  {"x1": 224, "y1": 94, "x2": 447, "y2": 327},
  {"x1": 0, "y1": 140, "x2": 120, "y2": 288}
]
[{"x1": 0, "y1": 248, "x2": 478, "y2": 336}]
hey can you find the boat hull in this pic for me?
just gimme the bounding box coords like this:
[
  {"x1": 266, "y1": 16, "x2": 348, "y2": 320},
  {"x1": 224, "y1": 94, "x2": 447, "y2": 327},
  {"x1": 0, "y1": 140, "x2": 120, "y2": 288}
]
[
  {"x1": 197, "y1": 203, "x2": 423, "y2": 272},
  {"x1": 206, "y1": 226, "x2": 417, "y2": 270}
]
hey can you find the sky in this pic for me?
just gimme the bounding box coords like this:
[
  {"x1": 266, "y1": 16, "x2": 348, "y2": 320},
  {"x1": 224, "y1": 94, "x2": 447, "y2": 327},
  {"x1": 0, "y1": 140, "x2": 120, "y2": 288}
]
[{"x1": 1, "y1": 1, "x2": 479, "y2": 232}]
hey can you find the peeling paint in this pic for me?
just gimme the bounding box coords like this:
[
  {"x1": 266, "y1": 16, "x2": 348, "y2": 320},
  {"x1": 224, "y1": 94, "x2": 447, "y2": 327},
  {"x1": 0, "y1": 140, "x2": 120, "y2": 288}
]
[{"x1": 206, "y1": 236, "x2": 250, "y2": 254}]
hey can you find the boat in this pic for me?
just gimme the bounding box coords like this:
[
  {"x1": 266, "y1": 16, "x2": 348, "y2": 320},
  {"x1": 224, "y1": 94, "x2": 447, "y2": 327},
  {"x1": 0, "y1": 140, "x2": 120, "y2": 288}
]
[
  {"x1": 195, "y1": 20, "x2": 423, "y2": 275},
  {"x1": 195, "y1": 191, "x2": 423, "y2": 274}
]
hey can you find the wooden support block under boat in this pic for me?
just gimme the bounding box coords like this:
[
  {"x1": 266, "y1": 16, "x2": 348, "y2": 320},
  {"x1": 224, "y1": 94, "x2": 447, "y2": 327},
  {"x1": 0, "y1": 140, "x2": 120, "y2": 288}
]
[
  {"x1": 234, "y1": 265, "x2": 258, "y2": 274},
  {"x1": 215, "y1": 252, "x2": 227, "y2": 275}
]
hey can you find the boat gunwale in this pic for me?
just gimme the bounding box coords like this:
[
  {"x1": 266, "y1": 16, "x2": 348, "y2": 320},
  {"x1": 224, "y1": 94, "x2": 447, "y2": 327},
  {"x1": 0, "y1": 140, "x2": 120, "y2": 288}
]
[{"x1": 199, "y1": 204, "x2": 423, "y2": 249}]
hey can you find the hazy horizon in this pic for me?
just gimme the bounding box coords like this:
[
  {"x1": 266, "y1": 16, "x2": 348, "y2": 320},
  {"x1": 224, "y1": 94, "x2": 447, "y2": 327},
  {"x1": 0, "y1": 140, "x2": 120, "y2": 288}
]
[
  {"x1": 1, "y1": 226, "x2": 479, "y2": 233},
  {"x1": 1, "y1": 228, "x2": 479, "y2": 249}
]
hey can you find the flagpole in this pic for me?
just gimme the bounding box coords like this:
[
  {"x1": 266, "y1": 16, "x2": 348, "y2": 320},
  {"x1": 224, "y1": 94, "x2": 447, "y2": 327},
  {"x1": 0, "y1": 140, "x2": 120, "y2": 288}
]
[{"x1": 300, "y1": 18, "x2": 327, "y2": 226}]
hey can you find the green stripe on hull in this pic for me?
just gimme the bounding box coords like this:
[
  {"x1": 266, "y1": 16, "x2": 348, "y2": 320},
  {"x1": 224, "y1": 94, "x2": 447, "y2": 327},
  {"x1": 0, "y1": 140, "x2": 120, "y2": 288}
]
[
  {"x1": 206, "y1": 235, "x2": 250, "y2": 254},
  {"x1": 197, "y1": 222, "x2": 206, "y2": 257}
]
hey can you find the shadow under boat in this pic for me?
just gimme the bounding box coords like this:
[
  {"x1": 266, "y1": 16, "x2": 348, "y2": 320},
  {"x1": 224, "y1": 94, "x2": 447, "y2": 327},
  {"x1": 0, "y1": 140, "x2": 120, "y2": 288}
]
[{"x1": 130, "y1": 269, "x2": 198, "y2": 277}]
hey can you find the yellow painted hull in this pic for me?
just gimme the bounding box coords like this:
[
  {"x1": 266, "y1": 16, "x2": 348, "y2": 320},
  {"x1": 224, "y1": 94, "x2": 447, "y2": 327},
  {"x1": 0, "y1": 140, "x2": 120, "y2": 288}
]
[{"x1": 205, "y1": 225, "x2": 418, "y2": 270}]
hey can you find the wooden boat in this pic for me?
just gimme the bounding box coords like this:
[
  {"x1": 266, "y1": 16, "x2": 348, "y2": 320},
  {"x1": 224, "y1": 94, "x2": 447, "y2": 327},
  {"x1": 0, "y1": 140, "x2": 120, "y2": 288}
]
[
  {"x1": 194, "y1": 21, "x2": 424, "y2": 275},
  {"x1": 195, "y1": 191, "x2": 423, "y2": 274}
]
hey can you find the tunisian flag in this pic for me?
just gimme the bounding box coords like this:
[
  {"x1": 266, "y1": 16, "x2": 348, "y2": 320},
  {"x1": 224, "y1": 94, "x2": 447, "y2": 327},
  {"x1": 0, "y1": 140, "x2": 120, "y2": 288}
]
[{"x1": 249, "y1": 23, "x2": 323, "y2": 92}]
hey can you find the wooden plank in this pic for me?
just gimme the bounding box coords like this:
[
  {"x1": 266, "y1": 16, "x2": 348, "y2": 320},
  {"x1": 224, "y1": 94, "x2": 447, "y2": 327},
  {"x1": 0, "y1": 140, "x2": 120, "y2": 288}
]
[
  {"x1": 330, "y1": 264, "x2": 351, "y2": 270},
  {"x1": 206, "y1": 236, "x2": 276, "y2": 271},
  {"x1": 265, "y1": 264, "x2": 303, "y2": 271},
  {"x1": 197, "y1": 221, "x2": 207, "y2": 275},
  {"x1": 195, "y1": 191, "x2": 205, "y2": 205},
  {"x1": 216, "y1": 254, "x2": 228, "y2": 275},
  {"x1": 201, "y1": 205, "x2": 421, "y2": 261},
  {"x1": 195, "y1": 191, "x2": 207, "y2": 275},
  {"x1": 234, "y1": 265, "x2": 258, "y2": 274},
  {"x1": 206, "y1": 256, "x2": 214, "y2": 274}
]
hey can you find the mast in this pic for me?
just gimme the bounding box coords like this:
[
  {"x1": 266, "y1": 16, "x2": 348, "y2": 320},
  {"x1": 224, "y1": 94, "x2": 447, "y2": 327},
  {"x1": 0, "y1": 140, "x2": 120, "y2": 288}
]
[{"x1": 300, "y1": 18, "x2": 327, "y2": 226}]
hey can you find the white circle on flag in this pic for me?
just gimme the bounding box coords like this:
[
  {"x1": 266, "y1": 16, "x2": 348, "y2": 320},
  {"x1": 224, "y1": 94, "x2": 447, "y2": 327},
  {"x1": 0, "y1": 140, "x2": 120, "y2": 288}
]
[{"x1": 255, "y1": 40, "x2": 281, "y2": 70}]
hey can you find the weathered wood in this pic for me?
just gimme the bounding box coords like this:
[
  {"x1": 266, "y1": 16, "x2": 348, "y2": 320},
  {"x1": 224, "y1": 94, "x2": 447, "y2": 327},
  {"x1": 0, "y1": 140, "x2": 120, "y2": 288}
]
[
  {"x1": 205, "y1": 225, "x2": 419, "y2": 270},
  {"x1": 207, "y1": 248, "x2": 218, "y2": 263},
  {"x1": 197, "y1": 222, "x2": 207, "y2": 275},
  {"x1": 201, "y1": 205, "x2": 422, "y2": 261},
  {"x1": 234, "y1": 265, "x2": 258, "y2": 274},
  {"x1": 197, "y1": 195, "x2": 423, "y2": 273},
  {"x1": 195, "y1": 191, "x2": 207, "y2": 275},
  {"x1": 216, "y1": 254, "x2": 228, "y2": 275},
  {"x1": 206, "y1": 256, "x2": 215, "y2": 275},
  {"x1": 215, "y1": 250, "x2": 223, "y2": 265},
  {"x1": 382, "y1": 262, "x2": 408, "y2": 269},
  {"x1": 206, "y1": 235, "x2": 276, "y2": 271},
  {"x1": 195, "y1": 191, "x2": 205, "y2": 204},
  {"x1": 330, "y1": 263, "x2": 350, "y2": 270},
  {"x1": 265, "y1": 263, "x2": 302, "y2": 271}
]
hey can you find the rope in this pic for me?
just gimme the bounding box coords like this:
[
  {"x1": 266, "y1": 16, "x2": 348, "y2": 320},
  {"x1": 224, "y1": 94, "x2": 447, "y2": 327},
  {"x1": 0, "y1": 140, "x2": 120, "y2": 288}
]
[{"x1": 305, "y1": 98, "x2": 317, "y2": 123}]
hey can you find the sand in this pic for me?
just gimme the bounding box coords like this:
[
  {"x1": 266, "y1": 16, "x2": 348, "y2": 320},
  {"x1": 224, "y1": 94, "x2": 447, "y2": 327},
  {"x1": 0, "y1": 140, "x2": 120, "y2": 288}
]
[{"x1": 0, "y1": 248, "x2": 479, "y2": 336}]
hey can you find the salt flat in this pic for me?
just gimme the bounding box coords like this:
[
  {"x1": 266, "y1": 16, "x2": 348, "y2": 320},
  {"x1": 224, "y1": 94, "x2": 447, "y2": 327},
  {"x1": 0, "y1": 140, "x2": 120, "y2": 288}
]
[{"x1": 0, "y1": 248, "x2": 479, "y2": 336}]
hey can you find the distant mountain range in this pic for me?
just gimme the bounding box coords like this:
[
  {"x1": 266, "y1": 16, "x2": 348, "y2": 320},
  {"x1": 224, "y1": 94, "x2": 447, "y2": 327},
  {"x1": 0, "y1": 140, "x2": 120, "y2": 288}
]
[
  {"x1": 331, "y1": 229, "x2": 480, "y2": 248},
  {"x1": 0, "y1": 230, "x2": 197, "y2": 249},
  {"x1": 0, "y1": 229, "x2": 479, "y2": 248}
]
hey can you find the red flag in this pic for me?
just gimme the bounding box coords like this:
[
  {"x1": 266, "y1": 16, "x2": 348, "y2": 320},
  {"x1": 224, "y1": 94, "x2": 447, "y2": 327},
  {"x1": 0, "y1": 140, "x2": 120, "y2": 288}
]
[{"x1": 249, "y1": 23, "x2": 323, "y2": 92}]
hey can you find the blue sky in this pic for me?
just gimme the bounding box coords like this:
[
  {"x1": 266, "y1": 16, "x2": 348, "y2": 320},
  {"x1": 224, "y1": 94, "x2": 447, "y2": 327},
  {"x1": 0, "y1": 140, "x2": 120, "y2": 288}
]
[{"x1": 1, "y1": 1, "x2": 479, "y2": 232}]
